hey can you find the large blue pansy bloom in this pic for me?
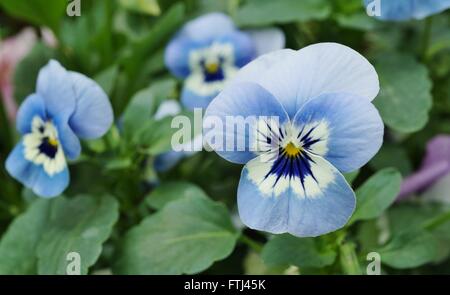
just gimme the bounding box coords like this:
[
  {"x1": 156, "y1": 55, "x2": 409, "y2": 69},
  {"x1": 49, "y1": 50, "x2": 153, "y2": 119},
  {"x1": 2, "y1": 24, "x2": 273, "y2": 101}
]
[
  {"x1": 165, "y1": 13, "x2": 284, "y2": 110},
  {"x1": 5, "y1": 60, "x2": 113, "y2": 198},
  {"x1": 364, "y1": 0, "x2": 450, "y2": 21},
  {"x1": 204, "y1": 43, "x2": 383, "y2": 237}
]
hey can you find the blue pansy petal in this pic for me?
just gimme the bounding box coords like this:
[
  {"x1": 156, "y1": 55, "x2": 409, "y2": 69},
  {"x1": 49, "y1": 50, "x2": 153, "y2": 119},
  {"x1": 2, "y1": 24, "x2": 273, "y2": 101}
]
[
  {"x1": 5, "y1": 142, "x2": 69, "y2": 198},
  {"x1": 55, "y1": 118, "x2": 81, "y2": 160},
  {"x1": 16, "y1": 93, "x2": 46, "y2": 134},
  {"x1": 32, "y1": 165, "x2": 70, "y2": 198},
  {"x1": 414, "y1": 0, "x2": 450, "y2": 19},
  {"x1": 217, "y1": 31, "x2": 256, "y2": 67},
  {"x1": 285, "y1": 155, "x2": 355, "y2": 237},
  {"x1": 240, "y1": 43, "x2": 379, "y2": 118},
  {"x1": 204, "y1": 82, "x2": 289, "y2": 164},
  {"x1": 238, "y1": 153, "x2": 355, "y2": 237},
  {"x1": 180, "y1": 13, "x2": 235, "y2": 41},
  {"x1": 245, "y1": 27, "x2": 286, "y2": 56},
  {"x1": 232, "y1": 49, "x2": 296, "y2": 85},
  {"x1": 264, "y1": 43, "x2": 379, "y2": 117},
  {"x1": 293, "y1": 92, "x2": 384, "y2": 173},
  {"x1": 154, "y1": 151, "x2": 185, "y2": 172},
  {"x1": 165, "y1": 37, "x2": 200, "y2": 78},
  {"x1": 181, "y1": 84, "x2": 217, "y2": 110},
  {"x1": 364, "y1": 0, "x2": 450, "y2": 21},
  {"x1": 68, "y1": 72, "x2": 113, "y2": 139},
  {"x1": 36, "y1": 60, "x2": 76, "y2": 122}
]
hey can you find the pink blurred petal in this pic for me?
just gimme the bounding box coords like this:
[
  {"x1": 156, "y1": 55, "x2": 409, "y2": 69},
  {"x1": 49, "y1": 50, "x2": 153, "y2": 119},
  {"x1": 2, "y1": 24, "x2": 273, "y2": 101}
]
[
  {"x1": 397, "y1": 135, "x2": 450, "y2": 200},
  {"x1": 0, "y1": 28, "x2": 37, "y2": 121}
]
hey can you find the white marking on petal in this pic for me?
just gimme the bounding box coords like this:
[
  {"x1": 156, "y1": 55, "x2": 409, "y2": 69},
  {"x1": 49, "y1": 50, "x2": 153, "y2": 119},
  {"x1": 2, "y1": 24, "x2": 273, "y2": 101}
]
[{"x1": 23, "y1": 116, "x2": 67, "y2": 176}]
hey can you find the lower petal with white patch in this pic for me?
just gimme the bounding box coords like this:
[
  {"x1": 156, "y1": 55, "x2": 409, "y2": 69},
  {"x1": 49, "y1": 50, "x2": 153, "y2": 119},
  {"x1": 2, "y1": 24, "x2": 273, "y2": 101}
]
[{"x1": 238, "y1": 152, "x2": 355, "y2": 237}]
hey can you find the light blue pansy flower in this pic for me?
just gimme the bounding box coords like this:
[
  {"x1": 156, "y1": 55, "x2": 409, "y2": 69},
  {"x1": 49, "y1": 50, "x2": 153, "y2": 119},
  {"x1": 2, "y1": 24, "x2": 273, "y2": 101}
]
[
  {"x1": 204, "y1": 43, "x2": 384, "y2": 237},
  {"x1": 153, "y1": 99, "x2": 202, "y2": 172},
  {"x1": 5, "y1": 60, "x2": 113, "y2": 198},
  {"x1": 364, "y1": 0, "x2": 450, "y2": 21},
  {"x1": 165, "y1": 12, "x2": 285, "y2": 110}
]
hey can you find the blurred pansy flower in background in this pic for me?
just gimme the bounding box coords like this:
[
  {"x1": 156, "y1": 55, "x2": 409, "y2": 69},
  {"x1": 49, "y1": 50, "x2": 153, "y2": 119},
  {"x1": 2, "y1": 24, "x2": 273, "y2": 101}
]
[
  {"x1": 0, "y1": 28, "x2": 37, "y2": 122},
  {"x1": 364, "y1": 0, "x2": 450, "y2": 21},
  {"x1": 398, "y1": 135, "x2": 450, "y2": 202},
  {"x1": 165, "y1": 12, "x2": 285, "y2": 110},
  {"x1": 5, "y1": 60, "x2": 113, "y2": 198},
  {"x1": 152, "y1": 99, "x2": 202, "y2": 172},
  {"x1": 204, "y1": 43, "x2": 383, "y2": 237}
]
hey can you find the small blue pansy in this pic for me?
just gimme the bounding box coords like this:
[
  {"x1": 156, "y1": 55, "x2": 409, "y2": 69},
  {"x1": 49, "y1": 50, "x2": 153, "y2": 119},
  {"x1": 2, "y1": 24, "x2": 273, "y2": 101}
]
[
  {"x1": 364, "y1": 0, "x2": 450, "y2": 21},
  {"x1": 165, "y1": 12, "x2": 285, "y2": 110},
  {"x1": 5, "y1": 60, "x2": 113, "y2": 198},
  {"x1": 204, "y1": 43, "x2": 384, "y2": 237},
  {"x1": 153, "y1": 99, "x2": 202, "y2": 172}
]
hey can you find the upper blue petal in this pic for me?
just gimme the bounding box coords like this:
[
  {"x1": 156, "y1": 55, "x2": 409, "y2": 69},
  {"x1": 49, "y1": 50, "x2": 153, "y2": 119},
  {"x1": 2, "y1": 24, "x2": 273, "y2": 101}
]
[
  {"x1": 16, "y1": 93, "x2": 46, "y2": 134},
  {"x1": 204, "y1": 81, "x2": 289, "y2": 164},
  {"x1": 36, "y1": 60, "x2": 76, "y2": 124},
  {"x1": 364, "y1": 0, "x2": 450, "y2": 21},
  {"x1": 5, "y1": 141, "x2": 69, "y2": 198},
  {"x1": 293, "y1": 92, "x2": 384, "y2": 173},
  {"x1": 216, "y1": 31, "x2": 256, "y2": 68},
  {"x1": 231, "y1": 43, "x2": 379, "y2": 119},
  {"x1": 178, "y1": 13, "x2": 235, "y2": 42},
  {"x1": 68, "y1": 72, "x2": 114, "y2": 139}
]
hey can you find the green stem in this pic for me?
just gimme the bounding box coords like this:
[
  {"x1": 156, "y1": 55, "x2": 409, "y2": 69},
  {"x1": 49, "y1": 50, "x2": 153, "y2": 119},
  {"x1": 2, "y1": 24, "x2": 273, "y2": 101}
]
[
  {"x1": 424, "y1": 211, "x2": 450, "y2": 230},
  {"x1": 420, "y1": 17, "x2": 433, "y2": 61},
  {"x1": 339, "y1": 242, "x2": 363, "y2": 275},
  {"x1": 239, "y1": 234, "x2": 263, "y2": 253}
]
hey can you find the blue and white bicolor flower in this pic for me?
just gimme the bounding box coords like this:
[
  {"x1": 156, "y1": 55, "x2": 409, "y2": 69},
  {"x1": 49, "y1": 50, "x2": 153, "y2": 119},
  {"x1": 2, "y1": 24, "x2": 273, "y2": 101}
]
[
  {"x1": 153, "y1": 99, "x2": 202, "y2": 172},
  {"x1": 5, "y1": 60, "x2": 113, "y2": 198},
  {"x1": 165, "y1": 13, "x2": 285, "y2": 110},
  {"x1": 204, "y1": 43, "x2": 384, "y2": 237},
  {"x1": 364, "y1": 0, "x2": 450, "y2": 21}
]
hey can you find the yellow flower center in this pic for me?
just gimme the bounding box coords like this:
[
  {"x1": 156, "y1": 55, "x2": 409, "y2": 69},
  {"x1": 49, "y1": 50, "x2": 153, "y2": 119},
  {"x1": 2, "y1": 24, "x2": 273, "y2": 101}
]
[
  {"x1": 205, "y1": 62, "x2": 219, "y2": 74},
  {"x1": 48, "y1": 138, "x2": 59, "y2": 147},
  {"x1": 284, "y1": 142, "x2": 302, "y2": 157}
]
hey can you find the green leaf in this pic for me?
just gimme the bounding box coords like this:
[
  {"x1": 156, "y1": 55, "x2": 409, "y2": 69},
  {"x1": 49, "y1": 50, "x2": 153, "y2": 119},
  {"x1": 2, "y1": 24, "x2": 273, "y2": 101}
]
[
  {"x1": 387, "y1": 203, "x2": 450, "y2": 263},
  {"x1": 235, "y1": 0, "x2": 331, "y2": 27},
  {"x1": 94, "y1": 65, "x2": 119, "y2": 96},
  {"x1": 146, "y1": 181, "x2": 207, "y2": 210},
  {"x1": 350, "y1": 168, "x2": 402, "y2": 224},
  {"x1": 261, "y1": 234, "x2": 336, "y2": 268},
  {"x1": 377, "y1": 229, "x2": 439, "y2": 269},
  {"x1": 119, "y1": 0, "x2": 161, "y2": 16},
  {"x1": 370, "y1": 144, "x2": 412, "y2": 175},
  {"x1": 36, "y1": 195, "x2": 119, "y2": 275},
  {"x1": 120, "y1": 3, "x2": 184, "y2": 78},
  {"x1": 0, "y1": 0, "x2": 66, "y2": 34},
  {"x1": 335, "y1": 12, "x2": 378, "y2": 31},
  {"x1": 114, "y1": 194, "x2": 239, "y2": 274},
  {"x1": 13, "y1": 42, "x2": 55, "y2": 104},
  {"x1": 122, "y1": 79, "x2": 176, "y2": 138},
  {"x1": 0, "y1": 200, "x2": 50, "y2": 275},
  {"x1": 374, "y1": 53, "x2": 433, "y2": 133}
]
